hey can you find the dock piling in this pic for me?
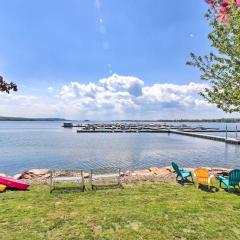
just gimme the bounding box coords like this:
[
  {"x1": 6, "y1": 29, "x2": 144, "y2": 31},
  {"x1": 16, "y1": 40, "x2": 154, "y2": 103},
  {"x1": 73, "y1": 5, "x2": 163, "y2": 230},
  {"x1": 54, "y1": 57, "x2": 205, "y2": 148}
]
[
  {"x1": 225, "y1": 125, "x2": 228, "y2": 140},
  {"x1": 236, "y1": 125, "x2": 238, "y2": 139}
]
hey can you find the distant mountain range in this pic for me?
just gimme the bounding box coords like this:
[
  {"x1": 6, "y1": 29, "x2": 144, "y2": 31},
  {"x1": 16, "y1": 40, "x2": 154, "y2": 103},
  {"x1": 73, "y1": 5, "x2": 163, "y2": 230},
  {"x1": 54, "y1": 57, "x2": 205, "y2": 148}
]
[{"x1": 0, "y1": 116, "x2": 67, "y2": 121}]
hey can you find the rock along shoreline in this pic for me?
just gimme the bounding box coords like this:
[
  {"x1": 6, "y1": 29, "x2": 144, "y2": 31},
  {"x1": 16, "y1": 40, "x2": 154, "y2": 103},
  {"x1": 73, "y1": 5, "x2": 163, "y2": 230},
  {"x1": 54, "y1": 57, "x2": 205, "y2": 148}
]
[{"x1": 7, "y1": 166, "x2": 232, "y2": 184}]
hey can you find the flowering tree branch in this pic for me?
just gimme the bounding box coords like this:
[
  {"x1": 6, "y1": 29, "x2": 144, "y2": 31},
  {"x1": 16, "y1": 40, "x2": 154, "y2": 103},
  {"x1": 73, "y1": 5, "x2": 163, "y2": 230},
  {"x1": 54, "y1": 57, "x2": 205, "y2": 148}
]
[
  {"x1": 187, "y1": 0, "x2": 240, "y2": 113},
  {"x1": 0, "y1": 75, "x2": 18, "y2": 93}
]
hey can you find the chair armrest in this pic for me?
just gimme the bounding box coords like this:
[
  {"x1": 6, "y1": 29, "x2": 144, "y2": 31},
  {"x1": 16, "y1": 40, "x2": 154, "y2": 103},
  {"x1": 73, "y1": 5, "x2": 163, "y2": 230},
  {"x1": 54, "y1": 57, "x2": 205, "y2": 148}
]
[
  {"x1": 208, "y1": 174, "x2": 215, "y2": 185},
  {"x1": 218, "y1": 176, "x2": 226, "y2": 181},
  {"x1": 181, "y1": 170, "x2": 191, "y2": 174}
]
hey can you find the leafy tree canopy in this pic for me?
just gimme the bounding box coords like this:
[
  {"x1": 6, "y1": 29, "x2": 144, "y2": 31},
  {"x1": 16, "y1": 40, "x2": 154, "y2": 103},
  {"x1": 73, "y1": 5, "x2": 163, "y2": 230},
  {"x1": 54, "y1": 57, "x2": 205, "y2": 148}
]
[{"x1": 187, "y1": 0, "x2": 240, "y2": 113}]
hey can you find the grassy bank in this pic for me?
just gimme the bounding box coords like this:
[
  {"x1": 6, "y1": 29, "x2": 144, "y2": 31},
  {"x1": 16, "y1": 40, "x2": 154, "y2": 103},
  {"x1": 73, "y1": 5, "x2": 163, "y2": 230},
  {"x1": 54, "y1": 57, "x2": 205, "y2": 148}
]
[{"x1": 0, "y1": 181, "x2": 240, "y2": 240}]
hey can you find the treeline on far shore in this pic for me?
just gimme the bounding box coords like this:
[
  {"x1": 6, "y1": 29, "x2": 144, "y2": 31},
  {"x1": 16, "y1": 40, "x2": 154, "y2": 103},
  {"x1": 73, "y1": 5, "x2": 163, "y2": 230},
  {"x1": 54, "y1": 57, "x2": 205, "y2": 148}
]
[
  {"x1": 117, "y1": 118, "x2": 240, "y2": 123},
  {"x1": 0, "y1": 116, "x2": 240, "y2": 123},
  {"x1": 0, "y1": 116, "x2": 66, "y2": 121}
]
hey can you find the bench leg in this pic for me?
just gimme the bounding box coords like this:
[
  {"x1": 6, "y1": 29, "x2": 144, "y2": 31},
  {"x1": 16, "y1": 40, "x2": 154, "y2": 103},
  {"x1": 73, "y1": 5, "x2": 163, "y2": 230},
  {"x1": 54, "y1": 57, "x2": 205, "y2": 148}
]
[
  {"x1": 49, "y1": 178, "x2": 54, "y2": 193},
  {"x1": 50, "y1": 182, "x2": 55, "y2": 193}
]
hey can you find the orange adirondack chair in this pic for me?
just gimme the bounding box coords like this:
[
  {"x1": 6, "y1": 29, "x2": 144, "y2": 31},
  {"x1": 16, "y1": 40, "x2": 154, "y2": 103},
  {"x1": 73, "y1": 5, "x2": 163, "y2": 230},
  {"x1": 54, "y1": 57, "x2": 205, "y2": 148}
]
[{"x1": 193, "y1": 168, "x2": 215, "y2": 189}]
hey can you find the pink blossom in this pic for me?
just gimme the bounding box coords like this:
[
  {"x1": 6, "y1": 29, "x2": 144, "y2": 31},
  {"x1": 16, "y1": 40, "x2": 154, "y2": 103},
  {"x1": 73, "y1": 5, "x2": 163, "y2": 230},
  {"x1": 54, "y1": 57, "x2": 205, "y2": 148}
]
[
  {"x1": 205, "y1": 0, "x2": 240, "y2": 24},
  {"x1": 205, "y1": 0, "x2": 215, "y2": 8},
  {"x1": 217, "y1": 12, "x2": 230, "y2": 23},
  {"x1": 216, "y1": 0, "x2": 232, "y2": 23},
  {"x1": 236, "y1": 0, "x2": 240, "y2": 8}
]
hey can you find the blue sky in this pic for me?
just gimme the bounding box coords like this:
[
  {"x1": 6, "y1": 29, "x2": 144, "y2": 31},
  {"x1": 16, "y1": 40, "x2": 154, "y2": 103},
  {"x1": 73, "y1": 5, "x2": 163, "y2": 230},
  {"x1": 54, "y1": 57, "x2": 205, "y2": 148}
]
[{"x1": 0, "y1": 0, "x2": 238, "y2": 119}]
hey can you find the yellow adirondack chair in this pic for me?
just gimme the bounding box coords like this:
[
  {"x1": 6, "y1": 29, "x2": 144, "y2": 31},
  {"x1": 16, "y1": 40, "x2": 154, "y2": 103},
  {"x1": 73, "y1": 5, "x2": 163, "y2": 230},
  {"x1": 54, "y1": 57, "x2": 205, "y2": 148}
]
[{"x1": 193, "y1": 168, "x2": 215, "y2": 189}]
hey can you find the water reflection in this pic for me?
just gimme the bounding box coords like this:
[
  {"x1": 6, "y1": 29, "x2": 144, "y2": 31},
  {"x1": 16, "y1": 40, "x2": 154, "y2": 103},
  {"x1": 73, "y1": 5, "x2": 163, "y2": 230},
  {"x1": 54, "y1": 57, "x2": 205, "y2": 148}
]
[{"x1": 0, "y1": 121, "x2": 240, "y2": 175}]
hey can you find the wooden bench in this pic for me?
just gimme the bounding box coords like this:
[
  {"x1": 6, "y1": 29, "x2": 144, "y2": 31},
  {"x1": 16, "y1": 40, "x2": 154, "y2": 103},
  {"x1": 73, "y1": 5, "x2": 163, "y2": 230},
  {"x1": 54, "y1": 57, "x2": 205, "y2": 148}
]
[
  {"x1": 90, "y1": 167, "x2": 122, "y2": 190},
  {"x1": 49, "y1": 169, "x2": 85, "y2": 193}
]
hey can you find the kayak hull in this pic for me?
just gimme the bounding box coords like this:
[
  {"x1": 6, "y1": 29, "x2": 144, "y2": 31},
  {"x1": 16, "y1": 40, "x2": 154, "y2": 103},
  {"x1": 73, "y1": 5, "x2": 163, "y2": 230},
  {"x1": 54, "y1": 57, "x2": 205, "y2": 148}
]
[{"x1": 0, "y1": 176, "x2": 29, "y2": 190}]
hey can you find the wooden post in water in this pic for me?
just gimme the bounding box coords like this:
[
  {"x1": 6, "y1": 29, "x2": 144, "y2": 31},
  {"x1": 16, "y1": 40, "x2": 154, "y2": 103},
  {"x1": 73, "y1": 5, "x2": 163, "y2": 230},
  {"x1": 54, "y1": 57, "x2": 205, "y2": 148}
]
[
  {"x1": 225, "y1": 125, "x2": 228, "y2": 140},
  {"x1": 236, "y1": 125, "x2": 238, "y2": 139}
]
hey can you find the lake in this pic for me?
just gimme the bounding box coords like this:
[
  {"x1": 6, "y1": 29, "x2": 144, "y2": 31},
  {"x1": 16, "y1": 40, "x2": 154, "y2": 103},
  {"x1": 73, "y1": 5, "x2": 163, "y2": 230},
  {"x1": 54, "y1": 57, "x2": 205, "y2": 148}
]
[{"x1": 0, "y1": 121, "x2": 240, "y2": 175}]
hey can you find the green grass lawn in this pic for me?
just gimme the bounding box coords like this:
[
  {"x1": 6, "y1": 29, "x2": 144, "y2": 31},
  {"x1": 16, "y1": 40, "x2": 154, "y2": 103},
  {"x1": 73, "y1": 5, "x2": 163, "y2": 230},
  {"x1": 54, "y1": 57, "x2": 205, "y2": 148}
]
[{"x1": 0, "y1": 180, "x2": 240, "y2": 240}]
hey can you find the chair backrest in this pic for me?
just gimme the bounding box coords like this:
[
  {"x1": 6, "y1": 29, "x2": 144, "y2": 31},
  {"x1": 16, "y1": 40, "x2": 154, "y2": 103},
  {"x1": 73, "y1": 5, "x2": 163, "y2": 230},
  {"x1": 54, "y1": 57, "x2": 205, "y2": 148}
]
[
  {"x1": 90, "y1": 167, "x2": 121, "y2": 187},
  {"x1": 91, "y1": 167, "x2": 120, "y2": 176},
  {"x1": 51, "y1": 169, "x2": 83, "y2": 178},
  {"x1": 91, "y1": 167, "x2": 121, "y2": 181},
  {"x1": 171, "y1": 162, "x2": 181, "y2": 177},
  {"x1": 229, "y1": 169, "x2": 240, "y2": 186},
  {"x1": 194, "y1": 168, "x2": 209, "y2": 178},
  {"x1": 194, "y1": 168, "x2": 209, "y2": 184}
]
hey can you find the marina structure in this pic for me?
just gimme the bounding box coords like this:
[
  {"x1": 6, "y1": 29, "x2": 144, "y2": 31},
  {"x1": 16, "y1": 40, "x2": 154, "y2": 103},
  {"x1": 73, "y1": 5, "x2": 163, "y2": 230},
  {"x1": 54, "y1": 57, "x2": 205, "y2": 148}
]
[{"x1": 62, "y1": 122, "x2": 240, "y2": 145}]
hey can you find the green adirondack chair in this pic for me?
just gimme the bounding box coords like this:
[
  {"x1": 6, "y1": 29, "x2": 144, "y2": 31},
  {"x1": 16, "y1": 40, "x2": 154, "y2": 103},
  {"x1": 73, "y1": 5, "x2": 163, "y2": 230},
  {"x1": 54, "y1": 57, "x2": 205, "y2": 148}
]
[
  {"x1": 171, "y1": 162, "x2": 193, "y2": 183},
  {"x1": 218, "y1": 169, "x2": 240, "y2": 192}
]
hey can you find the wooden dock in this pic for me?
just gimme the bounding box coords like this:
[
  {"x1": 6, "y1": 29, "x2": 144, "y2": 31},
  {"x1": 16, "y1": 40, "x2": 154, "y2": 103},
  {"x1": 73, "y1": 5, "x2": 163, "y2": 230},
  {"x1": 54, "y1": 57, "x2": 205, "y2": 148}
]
[
  {"x1": 76, "y1": 128, "x2": 240, "y2": 144},
  {"x1": 72, "y1": 122, "x2": 240, "y2": 145},
  {"x1": 170, "y1": 130, "x2": 240, "y2": 144},
  {"x1": 176, "y1": 129, "x2": 240, "y2": 133},
  {"x1": 76, "y1": 129, "x2": 169, "y2": 133}
]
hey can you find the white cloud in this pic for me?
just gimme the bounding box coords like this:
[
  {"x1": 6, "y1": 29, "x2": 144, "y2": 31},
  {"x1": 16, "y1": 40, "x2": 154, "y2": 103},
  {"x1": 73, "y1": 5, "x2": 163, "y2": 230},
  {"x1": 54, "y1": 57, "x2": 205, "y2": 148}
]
[
  {"x1": 0, "y1": 74, "x2": 237, "y2": 119},
  {"x1": 99, "y1": 74, "x2": 144, "y2": 97},
  {"x1": 60, "y1": 82, "x2": 104, "y2": 99},
  {"x1": 47, "y1": 86, "x2": 54, "y2": 93},
  {"x1": 55, "y1": 74, "x2": 220, "y2": 119},
  {"x1": 0, "y1": 93, "x2": 57, "y2": 117}
]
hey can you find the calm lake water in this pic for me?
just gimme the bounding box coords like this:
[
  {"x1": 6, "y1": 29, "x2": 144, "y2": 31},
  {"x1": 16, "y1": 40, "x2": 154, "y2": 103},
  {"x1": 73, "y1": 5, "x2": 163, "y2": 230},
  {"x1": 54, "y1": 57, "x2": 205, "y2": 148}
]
[{"x1": 0, "y1": 121, "x2": 240, "y2": 175}]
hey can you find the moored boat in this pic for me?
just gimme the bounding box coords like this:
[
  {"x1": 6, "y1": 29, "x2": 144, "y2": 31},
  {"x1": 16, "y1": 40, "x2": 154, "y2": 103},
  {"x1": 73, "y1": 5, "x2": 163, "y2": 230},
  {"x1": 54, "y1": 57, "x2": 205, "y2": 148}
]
[{"x1": 63, "y1": 122, "x2": 73, "y2": 128}]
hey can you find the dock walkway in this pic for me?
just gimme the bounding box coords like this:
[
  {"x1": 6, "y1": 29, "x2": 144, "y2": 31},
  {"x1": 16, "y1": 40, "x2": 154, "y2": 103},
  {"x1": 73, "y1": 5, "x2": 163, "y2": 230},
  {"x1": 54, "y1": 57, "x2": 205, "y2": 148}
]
[
  {"x1": 73, "y1": 122, "x2": 240, "y2": 145},
  {"x1": 76, "y1": 129, "x2": 240, "y2": 144},
  {"x1": 170, "y1": 130, "x2": 240, "y2": 144}
]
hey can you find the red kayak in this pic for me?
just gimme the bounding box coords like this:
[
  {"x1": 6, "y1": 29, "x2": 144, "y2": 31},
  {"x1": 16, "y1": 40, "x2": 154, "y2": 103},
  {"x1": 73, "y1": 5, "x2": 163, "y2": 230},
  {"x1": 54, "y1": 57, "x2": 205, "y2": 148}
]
[{"x1": 0, "y1": 176, "x2": 30, "y2": 190}]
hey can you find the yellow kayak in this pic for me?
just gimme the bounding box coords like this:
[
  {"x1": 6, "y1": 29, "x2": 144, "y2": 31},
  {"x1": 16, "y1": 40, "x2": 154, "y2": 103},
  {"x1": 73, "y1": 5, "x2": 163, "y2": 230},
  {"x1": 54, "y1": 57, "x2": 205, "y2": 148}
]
[{"x1": 0, "y1": 184, "x2": 6, "y2": 192}]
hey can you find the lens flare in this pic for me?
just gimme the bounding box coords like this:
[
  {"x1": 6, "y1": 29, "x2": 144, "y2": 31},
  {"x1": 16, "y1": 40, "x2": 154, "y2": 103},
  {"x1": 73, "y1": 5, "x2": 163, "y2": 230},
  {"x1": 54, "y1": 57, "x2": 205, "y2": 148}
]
[
  {"x1": 95, "y1": 0, "x2": 113, "y2": 75},
  {"x1": 96, "y1": 0, "x2": 101, "y2": 10}
]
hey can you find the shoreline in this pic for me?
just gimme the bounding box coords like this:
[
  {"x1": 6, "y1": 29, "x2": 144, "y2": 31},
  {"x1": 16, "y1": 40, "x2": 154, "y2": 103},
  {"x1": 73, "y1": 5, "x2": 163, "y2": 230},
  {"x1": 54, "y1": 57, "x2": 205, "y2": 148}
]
[{"x1": 7, "y1": 166, "x2": 232, "y2": 184}]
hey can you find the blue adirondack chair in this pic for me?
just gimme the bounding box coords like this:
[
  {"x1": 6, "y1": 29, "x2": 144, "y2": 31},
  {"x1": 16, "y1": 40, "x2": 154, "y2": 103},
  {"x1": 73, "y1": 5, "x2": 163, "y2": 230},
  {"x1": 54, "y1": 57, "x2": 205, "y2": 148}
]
[
  {"x1": 218, "y1": 169, "x2": 240, "y2": 192},
  {"x1": 171, "y1": 162, "x2": 193, "y2": 183}
]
